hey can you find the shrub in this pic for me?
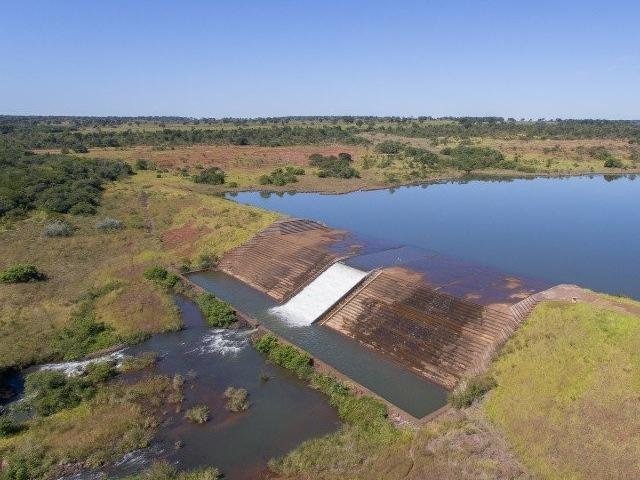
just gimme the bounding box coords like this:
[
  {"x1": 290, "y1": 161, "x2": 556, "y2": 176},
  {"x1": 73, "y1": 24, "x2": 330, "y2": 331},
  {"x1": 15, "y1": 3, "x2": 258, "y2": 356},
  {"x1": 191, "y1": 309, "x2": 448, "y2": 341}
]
[
  {"x1": 193, "y1": 167, "x2": 225, "y2": 185},
  {"x1": 23, "y1": 364, "x2": 116, "y2": 416},
  {"x1": 253, "y1": 334, "x2": 312, "y2": 379},
  {"x1": 375, "y1": 140, "x2": 404, "y2": 154},
  {"x1": 224, "y1": 387, "x2": 249, "y2": 412},
  {"x1": 0, "y1": 416, "x2": 25, "y2": 438},
  {"x1": 449, "y1": 374, "x2": 497, "y2": 408},
  {"x1": 308, "y1": 154, "x2": 359, "y2": 179},
  {"x1": 143, "y1": 266, "x2": 180, "y2": 289},
  {"x1": 0, "y1": 263, "x2": 46, "y2": 283},
  {"x1": 604, "y1": 157, "x2": 624, "y2": 168},
  {"x1": 68, "y1": 201, "x2": 97, "y2": 215},
  {"x1": 184, "y1": 404, "x2": 210, "y2": 424},
  {"x1": 226, "y1": 181, "x2": 239, "y2": 188},
  {"x1": 135, "y1": 159, "x2": 149, "y2": 170},
  {"x1": 194, "y1": 254, "x2": 217, "y2": 271},
  {"x1": 43, "y1": 220, "x2": 73, "y2": 237},
  {"x1": 338, "y1": 152, "x2": 352, "y2": 162},
  {"x1": 196, "y1": 293, "x2": 236, "y2": 328},
  {"x1": 52, "y1": 302, "x2": 119, "y2": 360},
  {"x1": 258, "y1": 166, "x2": 304, "y2": 186},
  {"x1": 441, "y1": 145, "x2": 506, "y2": 173},
  {"x1": 95, "y1": 217, "x2": 123, "y2": 231}
]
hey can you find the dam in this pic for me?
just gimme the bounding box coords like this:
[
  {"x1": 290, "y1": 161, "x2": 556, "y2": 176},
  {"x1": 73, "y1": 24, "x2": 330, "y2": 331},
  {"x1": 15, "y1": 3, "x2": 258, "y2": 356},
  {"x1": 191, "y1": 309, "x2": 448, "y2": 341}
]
[{"x1": 212, "y1": 217, "x2": 556, "y2": 409}]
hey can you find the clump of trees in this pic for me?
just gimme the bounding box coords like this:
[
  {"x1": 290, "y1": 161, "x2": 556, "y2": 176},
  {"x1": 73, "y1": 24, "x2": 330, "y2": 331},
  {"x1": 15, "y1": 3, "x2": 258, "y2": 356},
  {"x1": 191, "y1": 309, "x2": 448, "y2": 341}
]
[
  {"x1": 193, "y1": 166, "x2": 225, "y2": 185},
  {"x1": 224, "y1": 387, "x2": 249, "y2": 412},
  {"x1": 441, "y1": 145, "x2": 511, "y2": 173},
  {"x1": 258, "y1": 166, "x2": 305, "y2": 186},
  {"x1": 0, "y1": 264, "x2": 46, "y2": 283},
  {"x1": 308, "y1": 153, "x2": 359, "y2": 179},
  {"x1": 196, "y1": 293, "x2": 236, "y2": 328},
  {"x1": 0, "y1": 144, "x2": 132, "y2": 218}
]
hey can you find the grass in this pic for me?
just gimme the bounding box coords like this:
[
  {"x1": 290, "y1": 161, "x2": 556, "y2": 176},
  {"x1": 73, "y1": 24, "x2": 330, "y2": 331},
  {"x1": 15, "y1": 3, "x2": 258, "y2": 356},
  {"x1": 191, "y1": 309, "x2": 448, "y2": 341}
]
[
  {"x1": 0, "y1": 170, "x2": 277, "y2": 370},
  {"x1": 184, "y1": 404, "x2": 210, "y2": 424},
  {"x1": 0, "y1": 375, "x2": 183, "y2": 479},
  {"x1": 484, "y1": 301, "x2": 640, "y2": 479},
  {"x1": 224, "y1": 387, "x2": 249, "y2": 412},
  {"x1": 195, "y1": 293, "x2": 236, "y2": 328},
  {"x1": 123, "y1": 461, "x2": 220, "y2": 479}
]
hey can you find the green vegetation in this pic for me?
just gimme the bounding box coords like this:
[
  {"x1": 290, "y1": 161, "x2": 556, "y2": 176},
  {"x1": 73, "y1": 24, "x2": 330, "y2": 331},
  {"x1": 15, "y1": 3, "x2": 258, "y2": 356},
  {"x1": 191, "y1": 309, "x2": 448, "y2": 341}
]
[
  {"x1": 448, "y1": 373, "x2": 497, "y2": 408},
  {"x1": 253, "y1": 333, "x2": 312, "y2": 378},
  {"x1": 119, "y1": 352, "x2": 158, "y2": 373},
  {"x1": 23, "y1": 363, "x2": 117, "y2": 416},
  {"x1": 0, "y1": 144, "x2": 131, "y2": 218},
  {"x1": 258, "y1": 165, "x2": 305, "y2": 186},
  {"x1": 193, "y1": 166, "x2": 225, "y2": 185},
  {"x1": 195, "y1": 293, "x2": 236, "y2": 328},
  {"x1": 124, "y1": 461, "x2": 220, "y2": 480},
  {"x1": 309, "y1": 153, "x2": 359, "y2": 178},
  {"x1": 0, "y1": 375, "x2": 184, "y2": 479},
  {"x1": 375, "y1": 140, "x2": 404, "y2": 154},
  {"x1": 484, "y1": 301, "x2": 640, "y2": 479},
  {"x1": 0, "y1": 264, "x2": 46, "y2": 284},
  {"x1": 224, "y1": 387, "x2": 249, "y2": 412},
  {"x1": 143, "y1": 266, "x2": 180, "y2": 289},
  {"x1": 441, "y1": 145, "x2": 512, "y2": 173},
  {"x1": 0, "y1": 417, "x2": 25, "y2": 438},
  {"x1": 184, "y1": 404, "x2": 210, "y2": 424},
  {"x1": 52, "y1": 293, "x2": 120, "y2": 361}
]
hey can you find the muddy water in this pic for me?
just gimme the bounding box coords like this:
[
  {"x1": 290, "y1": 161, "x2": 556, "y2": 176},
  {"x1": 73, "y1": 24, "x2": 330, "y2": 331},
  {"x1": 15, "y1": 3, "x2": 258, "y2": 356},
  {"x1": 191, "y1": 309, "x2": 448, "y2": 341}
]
[
  {"x1": 188, "y1": 271, "x2": 448, "y2": 418},
  {"x1": 229, "y1": 174, "x2": 640, "y2": 299}
]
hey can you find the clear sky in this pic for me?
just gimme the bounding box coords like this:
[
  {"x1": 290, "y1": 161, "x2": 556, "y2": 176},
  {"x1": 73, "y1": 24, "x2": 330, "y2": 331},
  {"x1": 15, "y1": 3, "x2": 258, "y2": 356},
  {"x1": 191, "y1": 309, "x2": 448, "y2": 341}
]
[{"x1": 1, "y1": 0, "x2": 638, "y2": 118}]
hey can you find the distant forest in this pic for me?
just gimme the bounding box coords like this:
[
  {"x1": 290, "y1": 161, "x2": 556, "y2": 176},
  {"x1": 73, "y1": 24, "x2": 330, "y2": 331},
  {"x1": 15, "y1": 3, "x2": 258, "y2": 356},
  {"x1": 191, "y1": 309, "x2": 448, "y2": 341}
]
[{"x1": 1, "y1": 116, "x2": 639, "y2": 150}]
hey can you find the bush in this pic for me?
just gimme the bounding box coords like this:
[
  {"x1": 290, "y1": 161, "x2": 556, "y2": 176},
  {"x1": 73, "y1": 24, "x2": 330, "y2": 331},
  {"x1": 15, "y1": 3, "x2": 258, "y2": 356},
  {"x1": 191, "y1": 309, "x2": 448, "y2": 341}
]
[
  {"x1": 375, "y1": 140, "x2": 404, "y2": 154},
  {"x1": 193, "y1": 167, "x2": 225, "y2": 185},
  {"x1": 258, "y1": 166, "x2": 304, "y2": 186},
  {"x1": 0, "y1": 263, "x2": 46, "y2": 283},
  {"x1": 0, "y1": 416, "x2": 25, "y2": 438},
  {"x1": 196, "y1": 293, "x2": 236, "y2": 328},
  {"x1": 184, "y1": 404, "x2": 210, "y2": 424},
  {"x1": 253, "y1": 334, "x2": 312, "y2": 379},
  {"x1": 143, "y1": 266, "x2": 180, "y2": 289},
  {"x1": 95, "y1": 217, "x2": 123, "y2": 231},
  {"x1": 194, "y1": 254, "x2": 217, "y2": 270},
  {"x1": 52, "y1": 302, "x2": 119, "y2": 361},
  {"x1": 604, "y1": 157, "x2": 624, "y2": 168},
  {"x1": 135, "y1": 159, "x2": 149, "y2": 170},
  {"x1": 23, "y1": 364, "x2": 117, "y2": 416},
  {"x1": 441, "y1": 145, "x2": 506, "y2": 173},
  {"x1": 338, "y1": 152, "x2": 352, "y2": 162},
  {"x1": 224, "y1": 387, "x2": 249, "y2": 412},
  {"x1": 43, "y1": 220, "x2": 73, "y2": 237},
  {"x1": 308, "y1": 154, "x2": 359, "y2": 179},
  {"x1": 448, "y1": 374, "x2": 497, "y2": 408}
]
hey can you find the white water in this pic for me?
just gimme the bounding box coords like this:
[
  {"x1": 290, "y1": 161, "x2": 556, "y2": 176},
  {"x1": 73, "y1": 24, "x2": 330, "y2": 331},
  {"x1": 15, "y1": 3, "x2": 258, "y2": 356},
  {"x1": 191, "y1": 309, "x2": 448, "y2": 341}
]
[
  {"x1": 270, "y1": 262, "x2": 369, "y2": 326},
  {"x1": 191, "y1": 329, "x2": 250, "y2": 356},
  {"x1": 38, "y1": 351, "x2": 126, "y2": 376}
]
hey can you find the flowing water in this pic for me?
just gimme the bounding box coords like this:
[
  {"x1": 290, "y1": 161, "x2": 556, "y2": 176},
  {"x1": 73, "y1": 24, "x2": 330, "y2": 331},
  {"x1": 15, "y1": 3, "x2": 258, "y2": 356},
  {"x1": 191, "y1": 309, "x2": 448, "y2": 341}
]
[
  {"x1": 188, "y1": 271, "x2": 448, "y2": 418},
  {"x1": 229, "y1": 174, "x2": 640, "y2": 299},
  {"x1": 270, "y1": 262, "x2": 369, "y2": 326}
]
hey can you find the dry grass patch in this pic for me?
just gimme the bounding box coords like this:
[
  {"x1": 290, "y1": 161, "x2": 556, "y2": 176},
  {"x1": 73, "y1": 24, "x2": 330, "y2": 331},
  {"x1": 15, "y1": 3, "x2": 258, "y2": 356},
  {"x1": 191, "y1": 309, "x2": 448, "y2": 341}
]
[{"x1": 0, "y1": 171, "x2": 276, "y2": 369}]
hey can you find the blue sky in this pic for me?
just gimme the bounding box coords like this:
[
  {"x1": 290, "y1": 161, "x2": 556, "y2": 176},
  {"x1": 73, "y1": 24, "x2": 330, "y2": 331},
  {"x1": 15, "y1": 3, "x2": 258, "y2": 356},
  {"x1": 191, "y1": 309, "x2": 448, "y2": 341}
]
[{"x1": 1, "y1": 1, "x2": 638, "y2": 118}]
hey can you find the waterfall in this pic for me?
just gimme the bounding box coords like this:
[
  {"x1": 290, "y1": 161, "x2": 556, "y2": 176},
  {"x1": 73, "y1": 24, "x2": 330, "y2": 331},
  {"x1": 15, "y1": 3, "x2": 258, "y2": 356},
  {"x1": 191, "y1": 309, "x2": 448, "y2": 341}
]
[{"x1": 270, "y1": 262, "x2": 368, "y2": 326}]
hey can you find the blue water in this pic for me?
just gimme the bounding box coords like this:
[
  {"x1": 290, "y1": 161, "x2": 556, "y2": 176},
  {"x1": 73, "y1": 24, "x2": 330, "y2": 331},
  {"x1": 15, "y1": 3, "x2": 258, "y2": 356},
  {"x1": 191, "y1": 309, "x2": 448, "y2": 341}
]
[{"x1": 229, "y1": 175, "x2": 640, "y2": 299}]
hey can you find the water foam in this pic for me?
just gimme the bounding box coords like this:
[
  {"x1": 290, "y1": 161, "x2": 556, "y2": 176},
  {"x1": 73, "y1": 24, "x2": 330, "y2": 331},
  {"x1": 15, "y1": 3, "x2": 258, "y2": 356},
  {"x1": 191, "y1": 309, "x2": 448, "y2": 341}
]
[
  {"x1": 39, "y1": 351, "x2": 126, "y2": 377},
  {"x1": 197, "y1": 329, "x2": 249, "y2": 356},
  {"x1": 270, "y1": 262, "x2": 368, "y2": 326}
]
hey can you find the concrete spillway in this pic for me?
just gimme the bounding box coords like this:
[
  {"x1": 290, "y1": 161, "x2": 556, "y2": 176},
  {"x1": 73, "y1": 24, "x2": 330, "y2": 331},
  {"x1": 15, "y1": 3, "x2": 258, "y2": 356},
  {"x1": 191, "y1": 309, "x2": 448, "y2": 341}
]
[{"x1": 270, "y1": 263, "x2": 369, "y2": 326}]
